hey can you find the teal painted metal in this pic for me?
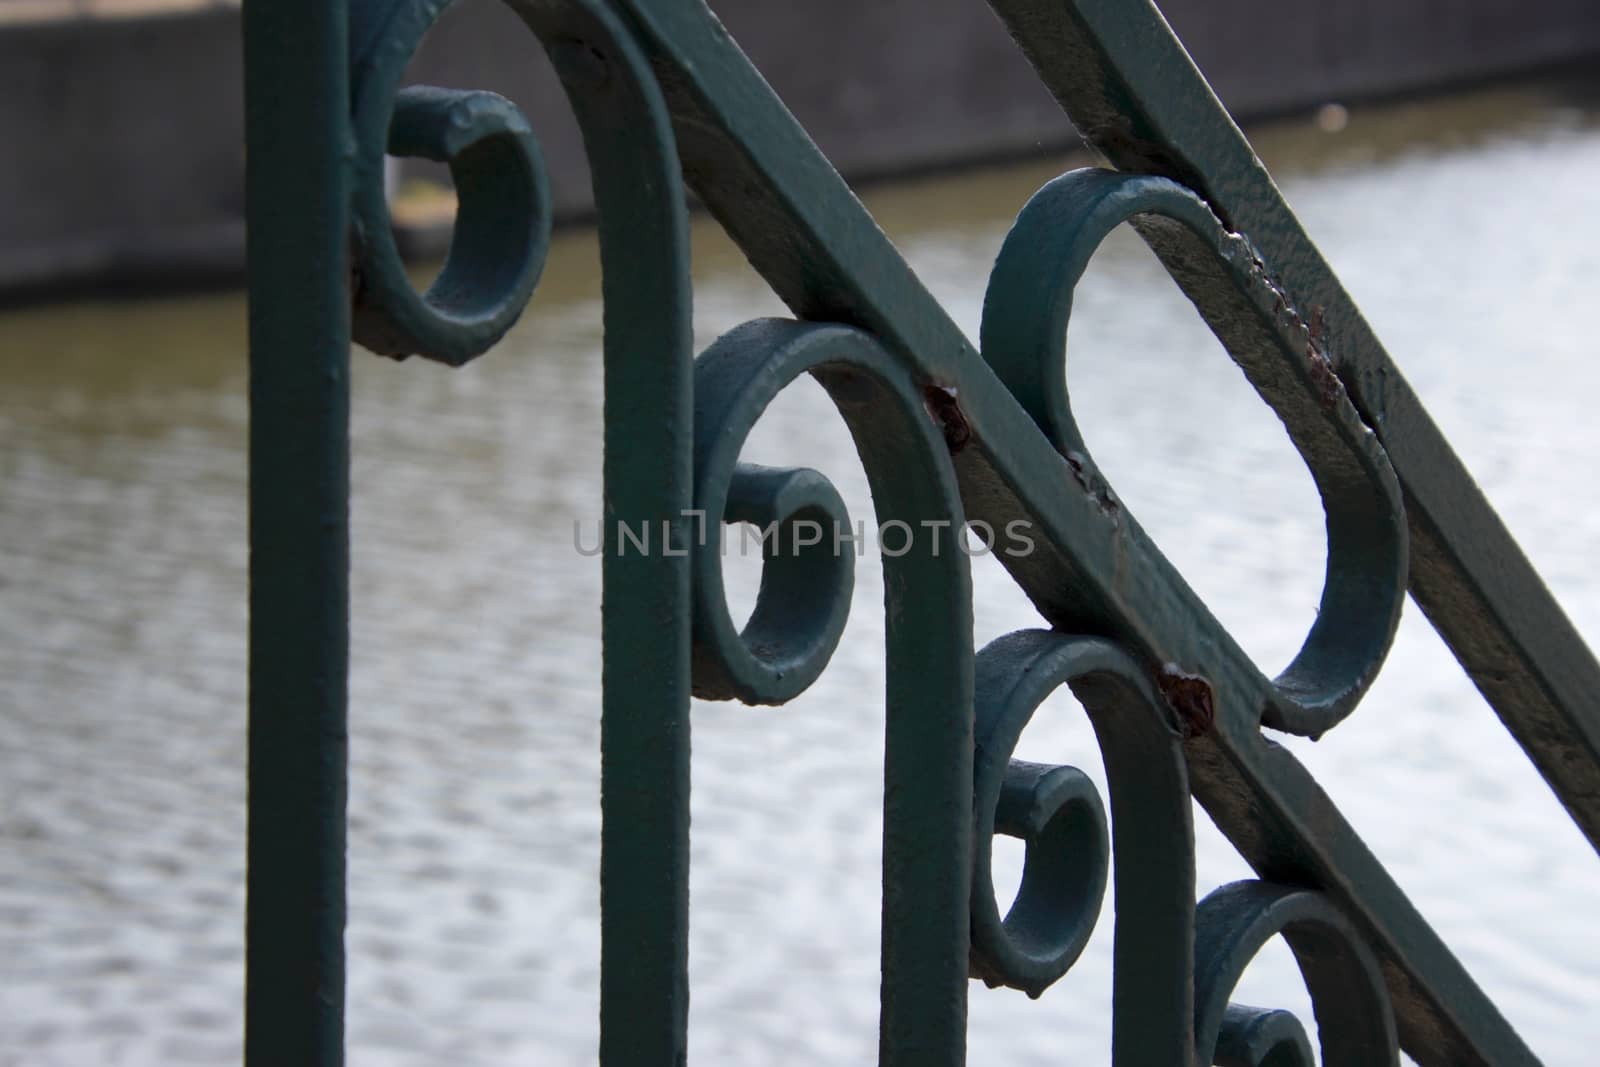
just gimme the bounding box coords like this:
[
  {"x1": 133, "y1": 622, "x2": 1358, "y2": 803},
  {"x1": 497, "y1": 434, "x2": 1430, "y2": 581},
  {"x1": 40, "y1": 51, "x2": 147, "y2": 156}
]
[
  {"x1": 242, "y1": 1, "x2": 350, "y2": 1064},
  {"x1": 241, "y1": 1, "x2": 1600, "y2": 1065}
]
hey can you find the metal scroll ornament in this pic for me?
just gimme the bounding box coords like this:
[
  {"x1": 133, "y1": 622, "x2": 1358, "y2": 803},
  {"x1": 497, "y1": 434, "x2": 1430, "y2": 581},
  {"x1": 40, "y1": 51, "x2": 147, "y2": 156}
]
[{"x1": 324, "y1": 1, "x2": 1585, "y2": 1064}]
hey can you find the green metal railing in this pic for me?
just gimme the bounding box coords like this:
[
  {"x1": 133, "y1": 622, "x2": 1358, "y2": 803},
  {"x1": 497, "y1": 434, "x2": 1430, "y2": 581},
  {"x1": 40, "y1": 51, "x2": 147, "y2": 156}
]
[{"x1": 244, "y1": 1, "x2": 1600, "y2": 1064}]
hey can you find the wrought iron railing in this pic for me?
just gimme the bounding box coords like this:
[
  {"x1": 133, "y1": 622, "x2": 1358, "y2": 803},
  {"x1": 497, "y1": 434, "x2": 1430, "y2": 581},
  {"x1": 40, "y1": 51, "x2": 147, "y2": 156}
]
[{"x1": 243, "y1": 1, "x2": 1600, "y2": 1064}]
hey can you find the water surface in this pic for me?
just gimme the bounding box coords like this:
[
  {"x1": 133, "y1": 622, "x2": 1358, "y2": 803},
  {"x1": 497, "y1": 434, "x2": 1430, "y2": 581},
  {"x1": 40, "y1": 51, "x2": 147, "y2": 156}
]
[{"x1": 2, "y1": 79, "x2": 1599, "y2": 1065}]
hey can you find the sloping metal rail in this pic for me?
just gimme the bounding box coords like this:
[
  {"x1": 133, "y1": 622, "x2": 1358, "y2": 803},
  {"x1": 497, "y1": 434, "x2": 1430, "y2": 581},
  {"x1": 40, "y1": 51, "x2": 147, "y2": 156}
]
[{"x1": 244, "y1": 0, "x2": 1600, "y2": 1064}]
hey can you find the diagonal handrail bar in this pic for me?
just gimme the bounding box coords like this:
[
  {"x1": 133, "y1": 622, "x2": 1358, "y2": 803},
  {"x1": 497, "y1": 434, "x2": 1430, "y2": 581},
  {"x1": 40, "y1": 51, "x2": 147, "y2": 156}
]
[{"x1": 982, "y1": 0, "x2": 1600, "y2": 851}]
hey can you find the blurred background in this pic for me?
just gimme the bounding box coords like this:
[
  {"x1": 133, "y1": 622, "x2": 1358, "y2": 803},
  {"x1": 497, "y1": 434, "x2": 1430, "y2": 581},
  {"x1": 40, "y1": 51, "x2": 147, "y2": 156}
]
[{"x1": 2, "y1": 1, "x2": 1599, "y2": 1064}]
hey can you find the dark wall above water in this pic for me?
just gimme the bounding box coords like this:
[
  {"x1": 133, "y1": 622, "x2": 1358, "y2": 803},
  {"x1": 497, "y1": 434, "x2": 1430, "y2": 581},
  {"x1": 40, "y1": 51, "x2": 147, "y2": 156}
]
[
  {"x1": 0, "y1": 10, "x2": 246, "y2": 296},
  {"x1": 3, "y1": 0, "x2": 1599, "y2": 296}
]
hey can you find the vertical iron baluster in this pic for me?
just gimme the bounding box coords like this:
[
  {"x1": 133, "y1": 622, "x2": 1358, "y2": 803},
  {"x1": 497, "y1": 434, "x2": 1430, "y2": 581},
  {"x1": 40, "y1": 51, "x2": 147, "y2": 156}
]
[
  {"x1": 243, "y1": 1, "x2": 351, "y2": 1063},
  {"x1": 540, "y1": 11, "x2": 698, "y2": 1064}
]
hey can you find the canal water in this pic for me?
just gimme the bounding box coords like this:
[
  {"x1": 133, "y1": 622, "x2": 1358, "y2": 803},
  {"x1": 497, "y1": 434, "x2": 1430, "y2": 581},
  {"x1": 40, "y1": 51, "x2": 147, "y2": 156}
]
[{"x1": 2, "y1": 79, "x2": 1598, "y2": 1065}]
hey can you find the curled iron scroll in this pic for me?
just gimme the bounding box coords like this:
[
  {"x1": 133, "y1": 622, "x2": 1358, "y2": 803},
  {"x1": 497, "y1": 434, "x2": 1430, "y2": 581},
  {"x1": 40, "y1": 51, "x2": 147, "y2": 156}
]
[
  {"x1": 346, "y1": 2, "x2": 700, "y2": 1062},
  {"x1": 981, "y1": 169, "x2": 1408, "y2": 737},
  {"x1": 971, "y1": 633, "x2": 1401, "y2": 1064},
  {"x1": 970, "y1": 630, "x2": 1195, "y2": 1060},
  {"x1": 691, "y1": 461, "x2": 854, "y2": 704},
  {"x1": 348, "y1": 0, "x2": 561, "y2": 364},
  {"x1": 688, "y1": 318, "x2": 976, "y2": 708},
  {"x1": 687, "y1": 318, "x2": 976, "y2": 1055},
  {"x1": 1195, "y1": 881, "x2": 1399, "y2": 1066}
]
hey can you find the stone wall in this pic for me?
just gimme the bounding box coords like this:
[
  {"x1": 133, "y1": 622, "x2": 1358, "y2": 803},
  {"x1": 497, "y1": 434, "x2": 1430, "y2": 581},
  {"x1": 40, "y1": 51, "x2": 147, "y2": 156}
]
[{"x1": 4, "y1": 0, "x2": 1599, "y2": 295}]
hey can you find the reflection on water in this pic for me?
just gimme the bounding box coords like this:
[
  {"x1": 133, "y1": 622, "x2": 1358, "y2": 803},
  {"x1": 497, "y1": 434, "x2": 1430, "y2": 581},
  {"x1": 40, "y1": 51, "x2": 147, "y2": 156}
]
[{"x1": 3, "y1": 78, "x2": 1599, "y2": 1065}]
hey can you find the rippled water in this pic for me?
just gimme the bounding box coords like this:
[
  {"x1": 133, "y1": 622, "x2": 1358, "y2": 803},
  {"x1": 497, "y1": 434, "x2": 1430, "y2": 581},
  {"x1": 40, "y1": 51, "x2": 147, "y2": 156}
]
[{"x1": 3, "y1": 79, "x2": 1599, "y2": 1065}]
